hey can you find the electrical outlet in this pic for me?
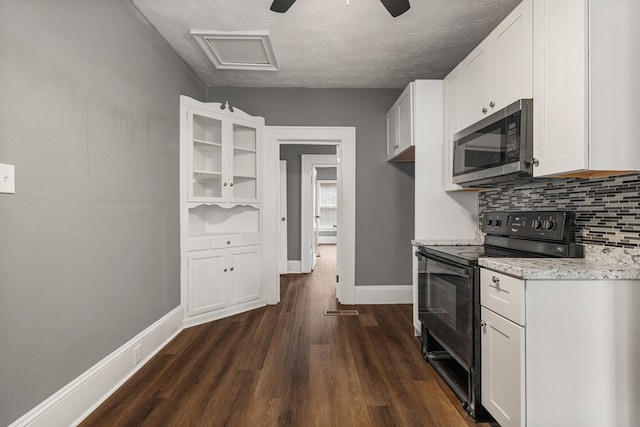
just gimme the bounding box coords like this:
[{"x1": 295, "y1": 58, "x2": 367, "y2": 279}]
[
  {"x1": 0, "y1": 163, "x2": 15, "y2": 194},
  {"x1": 133, "y1": 343, "x2": 142, "y2": 365}
]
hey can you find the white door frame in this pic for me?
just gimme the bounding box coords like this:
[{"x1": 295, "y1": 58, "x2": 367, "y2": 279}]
[
  {"x1": 301, "y1": 155, "x2": 337, "y2": 273},
  {"x1": 278, "y1": 160, "x2": 288, "y2": 274},
  {"x1": 263, "y1": 126, "x2": 356, "y2": 305}
]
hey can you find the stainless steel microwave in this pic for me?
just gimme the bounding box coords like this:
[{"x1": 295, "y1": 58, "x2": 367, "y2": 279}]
[{"x1": 452, "y1": 99, "x2": 533, "y2": 187}]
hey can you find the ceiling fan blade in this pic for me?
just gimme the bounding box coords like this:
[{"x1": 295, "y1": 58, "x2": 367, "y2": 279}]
[
  {"x1": 270, "y1": 0, "x2": 297, "y2": 13},
  {"x1": 380, "y1": 0, "x2": 410, "y2": 17}
]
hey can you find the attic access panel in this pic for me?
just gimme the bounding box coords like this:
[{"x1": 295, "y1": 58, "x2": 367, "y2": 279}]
[{"x1": 191, "y1": 30, "x2": 279, "y2": 71}]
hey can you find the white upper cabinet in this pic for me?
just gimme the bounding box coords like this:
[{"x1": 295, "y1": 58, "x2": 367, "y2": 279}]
[
  {"x1": 532, "y1": 0, "x2": 640, "y2": 177},
  {"x1": 443, "y1": 65, "x2": 464, "y2": 191},
  {"x1": 184, "y1": 99, "x2": 263, "y2": 203},
  {"x1": 461, "y1": 39, "x2": 493, "y2": 128},
  {"x1": 492, "y1": 0, "x2": 533, "y2": 111},
  {"x1": 460, "y1": 0, "x2": 533, "y2": 130},
  {"x1": 386, "y1": 83, "x2": 414, "y2": 161}
]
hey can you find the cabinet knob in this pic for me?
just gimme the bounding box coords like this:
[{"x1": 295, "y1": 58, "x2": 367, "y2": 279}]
[
  {"x1": 223, "y1": 182, "x2": 228, "y2": 187},
  {"x1": 482, "y1": 107, "x2": 488, "y2": 114},
  {"x1": 224, "y1": 268, "x2": 228, "y2": 272},
  {"x1": 230, "y1": 267, "x2": 234, "y2": 271},
  {"x1": 489, "y1": 101, "x2": 495, "y2": 108},
  {"x1": 281, "y1": 217, "x2": 286, "y2": 221},
  {"x1": 481, "y1": 321, "x2": 487, "y2": 328},
  {"x1": 533, "y1": 158, "x2": 540, "y2": 167},
  {"x1": 393, "y1": 144, "x2": 399, "y2": 149},
  {"x1": 227, "y1": 240, "x2": 231, "y2": 245},
  {"x1": 229, "y1": 182, "x2": 234, "y2": 187},
  {"x1": 492, "y1": 276, "x2": 500, "y2": 284}
]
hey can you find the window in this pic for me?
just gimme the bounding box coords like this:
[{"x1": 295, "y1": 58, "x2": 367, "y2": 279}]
[{"x1": 316, "y1": 180, "x2": 337, "y2": 230}]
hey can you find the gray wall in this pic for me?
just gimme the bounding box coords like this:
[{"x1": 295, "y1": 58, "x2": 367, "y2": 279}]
[
  {"x1": 0, "y1": 1, "x2": 204, "y2": 424},
  {"x1": 208, "y1": 88, "x2": 414, "y2": 287},
  {"x1": 317, "y1": 167, "x2": 337, "y2": 181},
  {"x1": 280, "y1": 145, "x2": 337, "y2": 260}
]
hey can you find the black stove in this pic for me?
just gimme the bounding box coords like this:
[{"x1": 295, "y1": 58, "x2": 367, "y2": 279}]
[
  {"x1": 419, "y1": 210, "x2": 584, "y2": 266},
  {"x1": 415, "y1": 210, "x2": 584, "y2": 421}
]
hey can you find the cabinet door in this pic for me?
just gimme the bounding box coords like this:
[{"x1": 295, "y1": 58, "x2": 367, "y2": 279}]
[
  {"x1": 189, "y1": 110, "x2": 225, "y2": 202},
  {"x1": 443, "y1": 66, "x2": 462, "y2": 191},
  {"x1": 532, "y1": 0, "x2": 588, "y2": 176},
  {"x1": 461, "y1": 40, "x2": 492, "y2": 129},
  {"x1": 386, "y1": 103, "x2": 399, "y2": 159},
  {"x1": 396, "y1": 84, "x2": 413, "y2": 154},
  {"x1": 230, "y1": 117, "x2": 260, "y2": 202},
  {"x1": 481, "y1": 307, "x2": 525, "y2": 427},
  {"x1": 492, "y1": 0, "x2": 532, "y2": 110},
  {"x1": 188, "y1": 250, "x2": 228, "y2": 315},
  {"x1": 229, "y1": 246, "x2": 261, "y2": 305}
]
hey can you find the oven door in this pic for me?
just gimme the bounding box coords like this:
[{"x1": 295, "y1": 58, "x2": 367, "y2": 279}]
[{"x1": 418, "y1": 254, "x2": 474, "y2": 367}]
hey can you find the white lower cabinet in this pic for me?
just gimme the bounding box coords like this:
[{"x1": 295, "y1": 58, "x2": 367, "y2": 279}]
[
  {"x1": 481, "y1": 306, "x2": 525, "y2": 427},
  {"x1": 480, "y1": 268, "x2": 640, "y2": 427},
  {"x1": 187, "y1": 245, "x2": 261, "y2": 317},
  {"x1": 228, "y1": 246, "x2": 261, "y2": 305}
]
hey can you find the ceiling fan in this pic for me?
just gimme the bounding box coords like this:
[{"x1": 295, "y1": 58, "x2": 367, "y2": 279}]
[{"x1": 270, "y1": 0, "x2": 410, "y2": 17}]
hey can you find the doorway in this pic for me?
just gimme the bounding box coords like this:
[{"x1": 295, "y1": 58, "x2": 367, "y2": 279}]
[
  {"x1": 301, "y1": 155, "x2": 337, "y2": 273},
  {"x1": 263, "y1": 127, "x2": 356, "y2": 305}
]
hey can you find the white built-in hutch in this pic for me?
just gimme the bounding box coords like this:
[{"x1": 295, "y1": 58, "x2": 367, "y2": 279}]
[{"x1": 180, "y1": 96, "x2": 266, "y2": 327}]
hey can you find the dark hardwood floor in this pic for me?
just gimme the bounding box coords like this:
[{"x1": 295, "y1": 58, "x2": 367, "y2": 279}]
[{"x1": 81, "y1": 245, "x2": 490, "y2": 426}]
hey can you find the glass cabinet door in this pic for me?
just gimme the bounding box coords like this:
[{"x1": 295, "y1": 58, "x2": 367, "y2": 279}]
[
  {"x1": 231, "y1": 123, "x2": 258, "y2": 201},
  {"x1": 191, "y1": 113, "x2": 223, "y2": 200}
]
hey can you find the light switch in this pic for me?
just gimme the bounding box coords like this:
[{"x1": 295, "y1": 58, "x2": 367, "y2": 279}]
[{"x1": 0, "y1": 163, "x2": 15, "y2": 194}]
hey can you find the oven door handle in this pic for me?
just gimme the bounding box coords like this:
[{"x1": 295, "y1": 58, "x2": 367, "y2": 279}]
[{"x1": 425, "y1": 257, "x2": 471, "y2": 279}]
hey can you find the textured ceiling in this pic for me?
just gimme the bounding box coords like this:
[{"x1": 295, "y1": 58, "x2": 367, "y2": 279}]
[{"x1": 132, "y1": 0, "x2": 522, "y2": 89}]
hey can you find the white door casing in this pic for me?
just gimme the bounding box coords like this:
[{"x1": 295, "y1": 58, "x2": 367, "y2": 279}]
[
  {"x1": 301, "y1": 155, "x2": 337, "y2": 273},
  {"x1": 279, "y1": 161, "x2": 288, "y2": 274},
  {"x1": 263, "y1": 126, "x2": 356, "y2": 305}
]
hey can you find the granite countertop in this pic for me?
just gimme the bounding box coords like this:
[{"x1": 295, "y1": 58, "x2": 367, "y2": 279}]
[{"x1": 479, "y1": 245, "x2": 640, "y2": 281}]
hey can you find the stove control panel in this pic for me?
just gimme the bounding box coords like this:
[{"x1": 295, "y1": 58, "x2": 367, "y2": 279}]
[{"x1": 482, "y1": 211, "x2": 575, "y2": 241}]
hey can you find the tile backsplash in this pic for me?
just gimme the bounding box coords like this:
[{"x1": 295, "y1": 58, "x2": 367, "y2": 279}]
[{"x1": 478, "y1": 173, "x2": 640, "y2": 248}]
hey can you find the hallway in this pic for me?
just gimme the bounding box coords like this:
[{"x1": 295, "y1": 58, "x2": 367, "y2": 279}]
[{"x1": 81, "y1": 245, "x2": 487, "y2": 426}]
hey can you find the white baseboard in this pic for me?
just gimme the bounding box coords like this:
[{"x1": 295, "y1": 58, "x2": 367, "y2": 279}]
[
  {"x1": 10, "y1": 306, "x2": 184, "y2": 427},
  {"x1": 183, "y1": 299, "x2": 266, "y2": 328},
  {"x1": 286, "y1": 260, "x2": 301, "y2": 274},
  {"x1": 354, "y1": 285, "x2": 413, "y2": 304}
]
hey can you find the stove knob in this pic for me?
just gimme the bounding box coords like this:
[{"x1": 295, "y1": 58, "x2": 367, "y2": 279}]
[
  {"x1": 545, "y1": 220, "x2": 556, "y2": 230},
  {"x1": 532, "y1": 219, "x2": 542, "y2": 230},
  {"x1": 494, "y1": 219, "x2": 502, "y2": 227},
  {"x1": 487, "y1": 219, "x2": 494, "y2": 226}
]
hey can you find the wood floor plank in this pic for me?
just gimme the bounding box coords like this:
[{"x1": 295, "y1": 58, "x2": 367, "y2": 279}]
[{"x1": 80, "y1": 245, "x2": 491, "y2": 426}]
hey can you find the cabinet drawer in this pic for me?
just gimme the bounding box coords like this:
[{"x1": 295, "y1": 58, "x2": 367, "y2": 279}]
[
  {"x1": 242, "y1": 234, "x2": 261, "y2": 246},
  {"x1": 188, "y1": 238, "x2": 211, "y2": 252},
  {"x1": 480, "y1": 269, "x2": 525, "y2": 325},
  {"x1": 210, "y1": 236, "x2": 241, "y2": 249}
]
